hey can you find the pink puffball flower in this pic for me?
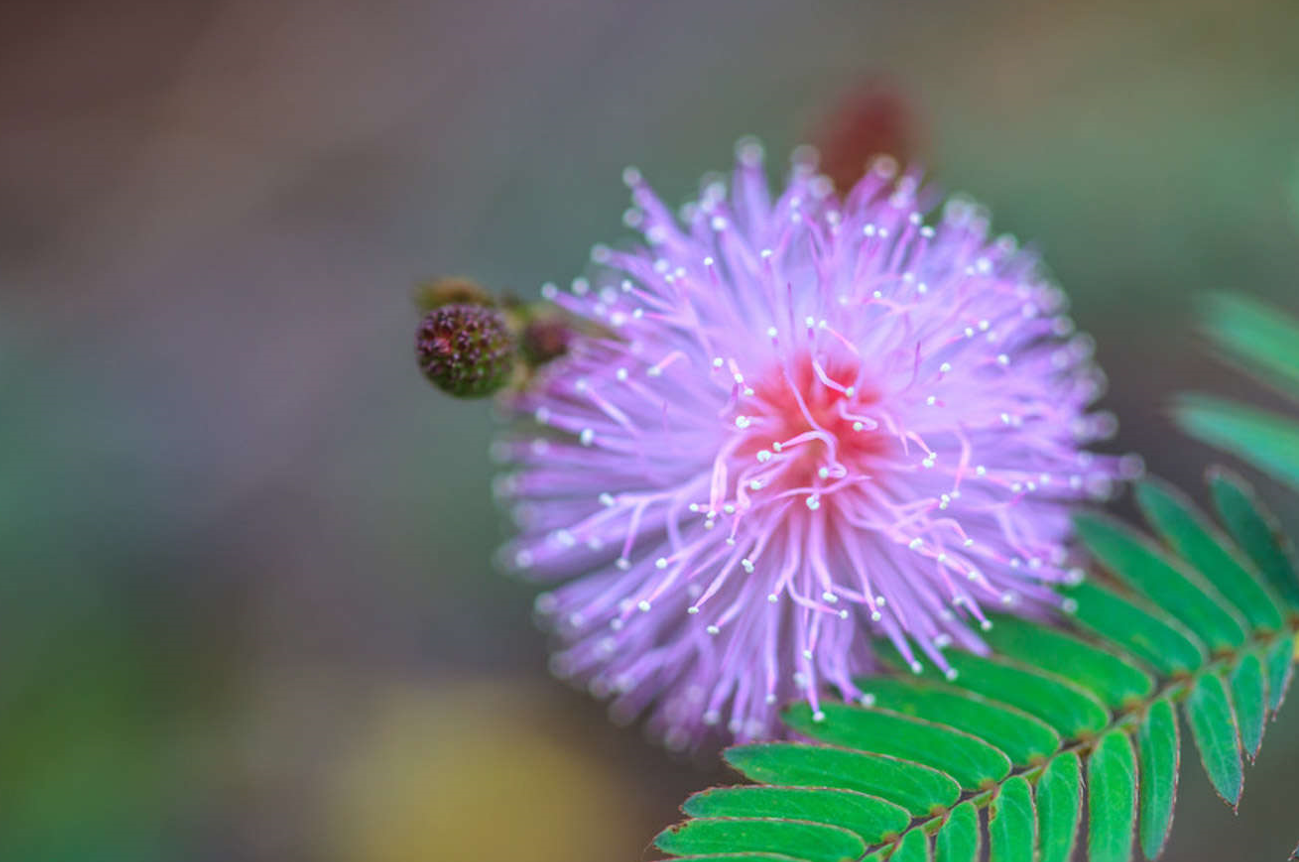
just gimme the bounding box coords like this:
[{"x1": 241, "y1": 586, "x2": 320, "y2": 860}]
[{"x1": 494, "y1": 141, "x2": 1130, "y2": 749}]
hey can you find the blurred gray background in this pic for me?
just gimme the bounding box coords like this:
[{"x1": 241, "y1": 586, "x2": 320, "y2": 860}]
[{"x1": 3, "y1": 0, "x2": 1298, "y2": 859}]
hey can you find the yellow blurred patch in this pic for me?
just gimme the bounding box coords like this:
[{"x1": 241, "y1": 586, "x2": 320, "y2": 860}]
[{"x1": 326, "y1": 681, "x2": 637, "y2": 862}]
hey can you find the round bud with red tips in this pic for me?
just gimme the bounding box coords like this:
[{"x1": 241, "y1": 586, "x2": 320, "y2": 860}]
[{"x1": 416, "y1": 303, "x2": 516, "y2": 397}]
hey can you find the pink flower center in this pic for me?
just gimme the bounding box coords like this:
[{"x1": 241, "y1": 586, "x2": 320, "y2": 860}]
[{"x1": 736, "y1": 353, "x2": 885, "y2": 501}]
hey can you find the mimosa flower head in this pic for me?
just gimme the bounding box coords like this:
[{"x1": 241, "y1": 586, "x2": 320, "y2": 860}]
[{"x1": 494, "y1": 141, "x2": 1132, "y2": 748}]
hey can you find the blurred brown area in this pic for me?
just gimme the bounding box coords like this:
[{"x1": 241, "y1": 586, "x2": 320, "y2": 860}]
[
  {"x1": 2, "y1": 1, "x2": 1298, "y2": 860},
  {"x1": 812, "y1": 78, "x2": 926, "y2": 193}
]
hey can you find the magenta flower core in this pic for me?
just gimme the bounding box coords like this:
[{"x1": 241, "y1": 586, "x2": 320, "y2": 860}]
[{"x1": 495, "y1": 142, "x2": 1128, "y2": 748}]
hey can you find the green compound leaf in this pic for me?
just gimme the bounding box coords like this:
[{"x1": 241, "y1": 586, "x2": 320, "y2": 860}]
[
  {"x1": 1135, "y1": 478, "x2": 1286, "y2": 631},
  {"x1": 988, "y1": 775, "x2": 1035, "y2": 862},
  {"x1": 1087, "y1": 732, "x2": 1137, "y2": 862},
  {"x1": 1184, "y1": 674, "x2": 1244, "y2": 808},
  {"x1": 853, "y1": 678, "x2": 1060, "y2": 768},
  {"x1": 783, "y1": 703, "x2": 1011, "y2": 791},
  {"x1": 979, "y1": 615, "x2": 1154, "y2": 709},
  {"x1": 1075, "y1": 512, "x2": 1248, "y2": 651},
  {"x1": 1064, "y1": 580, "x2": 1206, "y2": 675},
  {"x1": 1229, "y1": 652, "x2": 1267, "y2": 760},
  {"x1": 724, "y1": 744, "x2": 959, "y2": 816},
  {"x1": 1209, "y1": 468, "x2": 1299, "y2": 612},
  {"x1": 1136, "y1": 699, "x2": 1179, "y2": 861},
  {"x1": 655, "y1": 473, "x2": 1299, "y2": 862},
  {"x1": 1174, "y1": 395, "x2": 1299, "y2": 492},
  {"x1": 654, "y1": 817, "x2": 865, "y2": 862},
  {"x1": 682, "y1": 787, "x2": 910, "y2": 845},
  {"x1": 933, "y1": 801, "x2": 979, "y2": 862},
  {"x1": 1035, "y1": 750, "x2": 1081, "y2": 862}
]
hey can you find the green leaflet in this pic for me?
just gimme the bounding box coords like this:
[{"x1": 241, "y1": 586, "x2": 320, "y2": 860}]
[
  {"x1": 933, "y1": 802, "x2": 979, "y2": 862},
  {"x1": 1075, "y1": 512, "x2": 1248, "y2": 651},
  {"x1": 853, "y1": 678, "x2": 1060, "y2": 767},
  {"x1": 1087, "y1": 732, "x2": 1137, "y2": 862},
  {"x1": 980, "y1": 615, "x2": 1153, "y2": 709},
  {"x1": 907, "y1": 651, "x2": 1108, "y2": 739},
  {"x1": 1185, "y1": 674, "x2": 1244, "y2": 807},
  {"x1": 1035, "y1": 751, "x2": 1081, "y2": 862},
  {"x1": 682, "y1": 787, "x2": 909, "y2": 845},
  {"x1": 783, "y1": 703, "x2": 1010, "y2": 791},
  {"x1": 889, "y1": 828, "x2": 930, "y2": 862},
  {"x1": 1210, "y1": 468, "x2": 1299, "y2": 612},
  {"x1": 724, "y1": 744, "x2": 960, "y2": 816},
  {"x1": 1135, "y1": 478, "x2": 1286, "y2": 631},
  {"x1": 1136, "y1": 699, "x2": 1179, "y2": 861},
  {"x1": 1200, "y1": 291, "x2": 1299, "y2": 397},
  {"x1": 654, "y1": 817, "x2": 864, "y2": 862},
  {"x1": 1064, "y1": 580, "x2": 1206, "y2": 675},
  {"x1": 988, "y1": 775, "x2": 1034, "y2": 862},
  {"x1": 1265, "y1": 635, "x2": 1296, "y2": 715},
  {"x1": 1175, "y1": 395, "x2": 1299, "y2": 493},
  {"x1": 1229, "y1": 652, "x2": 1267, "y2": 760}
]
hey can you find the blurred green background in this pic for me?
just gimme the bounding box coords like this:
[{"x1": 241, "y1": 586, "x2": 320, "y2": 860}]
[{"x1": 3, "y1": 0, "x2": 1298, "y2": 859}]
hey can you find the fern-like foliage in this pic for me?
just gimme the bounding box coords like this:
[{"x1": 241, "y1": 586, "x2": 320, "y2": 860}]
[
  {"x1": 1174, "y1": 292, "x2": 1299, "y2": 492},
  {"x1": 652, "y1": 471, "x2": 1299, "y2": 862}
]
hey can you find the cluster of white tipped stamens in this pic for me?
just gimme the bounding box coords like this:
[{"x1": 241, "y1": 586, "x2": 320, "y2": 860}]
[{"x1": 496, "y1": 140, "x2": 1134, "y2": 748}]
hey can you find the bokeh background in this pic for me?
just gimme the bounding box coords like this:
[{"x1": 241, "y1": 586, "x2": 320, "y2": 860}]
[{"x1": 4, "y1": 0, "x2": 1299, "y2": 859}]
